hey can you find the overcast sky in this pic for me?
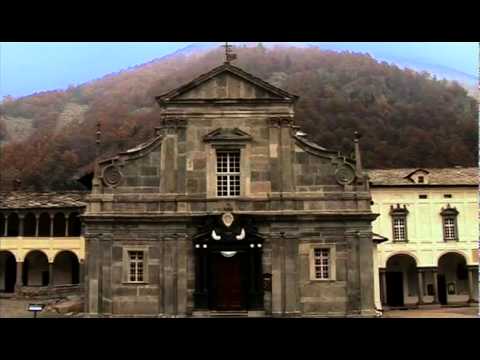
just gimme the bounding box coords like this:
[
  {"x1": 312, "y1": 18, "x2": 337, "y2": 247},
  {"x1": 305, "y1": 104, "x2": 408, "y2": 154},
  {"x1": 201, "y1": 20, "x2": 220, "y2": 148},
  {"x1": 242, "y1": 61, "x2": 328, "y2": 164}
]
[{"x1": 0, "y1": 42, "x2": 477, "y2": 99}]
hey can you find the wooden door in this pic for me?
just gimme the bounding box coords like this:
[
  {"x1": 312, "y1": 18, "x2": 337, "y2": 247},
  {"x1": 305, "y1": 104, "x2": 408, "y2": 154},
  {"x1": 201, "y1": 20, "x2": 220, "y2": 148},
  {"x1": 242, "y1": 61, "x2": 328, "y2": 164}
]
[{"x1": 211, "y1": 252, "x2": 244, "y2": 310}]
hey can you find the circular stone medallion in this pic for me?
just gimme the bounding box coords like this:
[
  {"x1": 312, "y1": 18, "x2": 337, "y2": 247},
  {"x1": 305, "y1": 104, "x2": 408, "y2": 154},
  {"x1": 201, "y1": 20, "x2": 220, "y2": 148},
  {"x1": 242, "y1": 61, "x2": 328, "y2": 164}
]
[
  {"x1": 102, "y1": 165, "x2": 123, "y2": 187},
  {"x1": 335, "y1": 165, "x2": 356, "y2": 185}
]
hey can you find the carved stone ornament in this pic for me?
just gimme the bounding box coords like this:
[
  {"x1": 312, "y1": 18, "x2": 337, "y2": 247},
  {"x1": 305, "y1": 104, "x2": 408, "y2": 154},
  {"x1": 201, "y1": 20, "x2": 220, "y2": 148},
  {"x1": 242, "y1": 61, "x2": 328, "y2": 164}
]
[
  {"x1": 102, "y1": 165, "x2": 123, "y2": 187},
  {"x1": 334, "y1": 164, "x2": 356, "y2": 185},
  {"x1": 222, "y1": 212, "x2": 234, "y2": 228}
]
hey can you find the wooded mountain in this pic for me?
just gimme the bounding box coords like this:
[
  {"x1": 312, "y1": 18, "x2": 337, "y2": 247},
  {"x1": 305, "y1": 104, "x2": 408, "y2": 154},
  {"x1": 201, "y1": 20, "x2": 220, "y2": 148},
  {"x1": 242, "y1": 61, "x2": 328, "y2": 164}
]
[{"x1": 0, "y1": 46, "x2": 477, "y2": 190}]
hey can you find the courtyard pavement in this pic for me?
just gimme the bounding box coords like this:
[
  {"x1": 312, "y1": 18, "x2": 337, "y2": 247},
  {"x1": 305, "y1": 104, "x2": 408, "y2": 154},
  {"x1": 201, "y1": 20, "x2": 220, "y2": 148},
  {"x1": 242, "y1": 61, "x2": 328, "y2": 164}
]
[
  {"x1": 1, "y1": 297, "x2": 478, "y2": 318},
  {"x1": 382, "y1": 306, "x2": 479, "y2": 318}
]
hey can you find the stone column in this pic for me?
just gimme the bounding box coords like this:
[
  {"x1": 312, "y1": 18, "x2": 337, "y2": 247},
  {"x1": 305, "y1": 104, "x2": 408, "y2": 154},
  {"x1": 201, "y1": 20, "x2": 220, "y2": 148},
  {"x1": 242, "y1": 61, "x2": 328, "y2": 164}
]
[
  {"x1": 432, "y1": 269, "x2": 439, "y2": 304},
  {"x1": 18, "y1": 214, "x2": 24, "y2": 237},
  {"x1": 271, "y1": 233, "x2": 285, "y2": 316},
  {"x1": 417, "y1": 269, "x2": 424, "y2": 305},
  {"x1": 48, "y1": 262, "x2": 54, "y2": 287},
  {"x1": 35, "y1": 214, "x2": 40, "y2": 237},
  {"x1": 467, "y1": 267, "x2": 476, "y2": 303},
  {"x1": 65, "y1": 213, "x2": 70, "y2": 237},
  {"x1": 15, "y1": 262, "x2": 23, "y2": 290},
  {"x1": 49, "y1": 213, "x2": 54, "y2": 237},
  {"x1": 4, "y1": 215, "x2": 8, "y2": 236},
  {"x1": 380, "y1": 270, "x2": 387, "y2": 305}
]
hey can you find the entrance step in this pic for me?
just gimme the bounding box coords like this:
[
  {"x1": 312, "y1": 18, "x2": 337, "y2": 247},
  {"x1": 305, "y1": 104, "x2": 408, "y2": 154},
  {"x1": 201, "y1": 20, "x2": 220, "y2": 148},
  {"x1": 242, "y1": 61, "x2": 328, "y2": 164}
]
[{"x1": 192, "y1": 310, "x2": 266, "y2": 318}]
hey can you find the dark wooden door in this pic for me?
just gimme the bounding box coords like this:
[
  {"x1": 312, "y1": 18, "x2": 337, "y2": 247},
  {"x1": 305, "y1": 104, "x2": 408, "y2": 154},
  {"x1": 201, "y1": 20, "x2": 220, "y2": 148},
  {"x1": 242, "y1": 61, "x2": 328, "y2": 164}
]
[
  {"x1": 386, "y1": 272, "x2": 404, "y2": 306},
  {"x1": 438, "y1": 274, "x2": 447, "y2": 305},
  {"x1": 211, "y1": 252, "x2": 244, "y2": 310}
]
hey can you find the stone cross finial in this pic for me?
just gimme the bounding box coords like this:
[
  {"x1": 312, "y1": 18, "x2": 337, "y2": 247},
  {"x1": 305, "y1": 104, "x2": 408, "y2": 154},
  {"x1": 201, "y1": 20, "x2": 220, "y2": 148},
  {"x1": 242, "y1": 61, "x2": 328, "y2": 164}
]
[{"x1": 222, "y1": 42, "x2": 237, "y2": 64}]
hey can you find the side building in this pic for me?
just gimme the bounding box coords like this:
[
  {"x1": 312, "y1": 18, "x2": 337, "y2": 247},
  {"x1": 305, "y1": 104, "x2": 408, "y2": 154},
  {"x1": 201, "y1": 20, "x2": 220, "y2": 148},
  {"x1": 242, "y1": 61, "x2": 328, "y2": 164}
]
[
  {"x1": 370, "y1": 168, "x2": 479, "y2": 308},
  {"x1": 0, "y1": 192, "x2": 87, "y2": 295}
]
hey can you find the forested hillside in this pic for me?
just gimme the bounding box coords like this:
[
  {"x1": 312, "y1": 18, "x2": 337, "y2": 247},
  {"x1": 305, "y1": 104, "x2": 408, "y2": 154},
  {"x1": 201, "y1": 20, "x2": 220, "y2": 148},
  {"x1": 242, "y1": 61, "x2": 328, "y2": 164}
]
[{"x1": 0, "y1": 45, "x2": 477, "y2": 190}]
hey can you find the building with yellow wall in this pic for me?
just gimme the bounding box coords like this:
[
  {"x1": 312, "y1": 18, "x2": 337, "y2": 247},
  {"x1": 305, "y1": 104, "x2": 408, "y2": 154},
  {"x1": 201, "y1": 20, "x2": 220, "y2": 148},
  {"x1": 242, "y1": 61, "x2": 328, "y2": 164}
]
[
  {"x1": 369, "y1": 167, "x2": 479, "y2": 309},
  {"x1": 0, "y1": 192, "x2": 86, "y2": 294}
]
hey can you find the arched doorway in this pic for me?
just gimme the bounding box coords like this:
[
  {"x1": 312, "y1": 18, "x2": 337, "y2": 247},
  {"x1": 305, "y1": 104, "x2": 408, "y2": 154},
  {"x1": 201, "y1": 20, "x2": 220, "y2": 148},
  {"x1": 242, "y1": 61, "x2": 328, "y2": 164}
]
[
  {"x1": 38, "y1": 213, "x2": 50, "y2": 237},
  {"x1": 53, "y1": 251, "x2": 79, "y2": 285},
  {"x1": 23, "y1": 213, "x2": 36, "y2": 237},
  {"x1": 385, "y1": 254, "x2": 418, "y2": 307},
  {"x1": 68, "y1": 212, "x2": 82, "y2": 236},
  {"x1": 0, "y1": 214, "x2": 5, "y2": 236},
  {"x1": 437, "y1": 252, "x2": 468, "y2": 305},
  {"x1": 7, "y1": 213, "x2": 19, "y2": 237},
  {"x1": 23, "y1": 250, "x2": 49, "y2": 286},
  {"x1": 0, "y1": 251, "x2": 17, "y2": 293},
  {"x1": 53, "y1": 213, "x2": 66, "y2": 237}
]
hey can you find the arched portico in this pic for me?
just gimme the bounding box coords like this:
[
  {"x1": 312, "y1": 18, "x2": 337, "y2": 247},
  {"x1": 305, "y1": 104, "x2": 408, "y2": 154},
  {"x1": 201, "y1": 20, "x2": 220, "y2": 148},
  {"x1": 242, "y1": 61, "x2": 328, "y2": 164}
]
[
  {"x1": 53, "y1": 251, "x2": 80, "y2": 285},
  {"x1": 384, "y1": 253, "x2": 418, "y2": 307},
  {"x1": 0, "y1": 251, "x2": 17, "y2": 293},
  {"x1": 437, "y1": 252, "x2": 472, "y2": 305},
  {"x1": 23, "y1": 250, "x2": 50, "y2": 286}
]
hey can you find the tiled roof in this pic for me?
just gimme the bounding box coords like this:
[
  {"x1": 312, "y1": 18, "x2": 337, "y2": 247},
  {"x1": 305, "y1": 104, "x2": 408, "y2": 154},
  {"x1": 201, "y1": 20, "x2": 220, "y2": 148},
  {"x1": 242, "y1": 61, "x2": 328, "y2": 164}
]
[
  {"x1": 368, "y1": 167, "x2": 478, "y2": 186},
  {"x1": 0, "y1": 191, "x2": 88, "y2": 210}
]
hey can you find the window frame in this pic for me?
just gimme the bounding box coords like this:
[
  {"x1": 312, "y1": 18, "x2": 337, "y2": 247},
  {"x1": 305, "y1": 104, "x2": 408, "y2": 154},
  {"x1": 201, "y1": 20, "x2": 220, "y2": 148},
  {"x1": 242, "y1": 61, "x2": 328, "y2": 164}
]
[
  {"x1": 309, "y1": 244, "x2": 336, "y2": 282},
  {"x1": 389, "y1": 204, "x2": 409, "y2": 243},
  {"x1": 440, "y1": 205, "x2": 459, "y2": 242},
  {"x1": 216, "y1": 149, "x2": 241, "y2": 198},
  {"x1": 392, "y1": 215, "x2": 408, "y2": 242},
  {"x1": 122, "y1": 247, "x2": 149, "y2": 284},
  {"x1": 442, "y1": 215, "x2": 458, "y2": 242}
]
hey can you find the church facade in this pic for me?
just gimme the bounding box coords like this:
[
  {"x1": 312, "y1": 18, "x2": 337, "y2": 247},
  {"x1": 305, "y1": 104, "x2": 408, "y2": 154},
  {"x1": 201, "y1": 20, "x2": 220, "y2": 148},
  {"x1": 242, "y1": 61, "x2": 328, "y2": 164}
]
[{"x1": 83, "y1": 61, "x2": 379, "y2": 317}]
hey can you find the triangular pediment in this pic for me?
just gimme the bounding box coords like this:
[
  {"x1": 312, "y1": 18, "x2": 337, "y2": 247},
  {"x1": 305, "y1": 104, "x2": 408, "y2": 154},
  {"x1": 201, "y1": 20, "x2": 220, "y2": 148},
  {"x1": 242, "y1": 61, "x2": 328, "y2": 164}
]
[
  {"x1": 156, "y1": 63, "x2": 297, "y2": 103},
  {"x1": 204, "y1": 128, "x2": 252, "y2": 142}
]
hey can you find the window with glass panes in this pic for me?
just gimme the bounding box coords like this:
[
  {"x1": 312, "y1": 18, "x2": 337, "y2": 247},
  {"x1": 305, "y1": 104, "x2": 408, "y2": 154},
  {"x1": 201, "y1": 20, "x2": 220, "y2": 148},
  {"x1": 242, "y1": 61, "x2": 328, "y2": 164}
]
[
  {"x1": 128, "y1": 251, "x2": 144, "y2": 282},
  {"x1": 443, "y1": 217, "x2": 457, "y2": 241},
  {"x1": 392, "y1": 216, "x2": 407, "y2": 241},
  {"x1": 313, "y1": 248, "x2": 330, "y2": 280},
  {"x1": 216, "y1": 150, "x2": 240, "y2": 197}
]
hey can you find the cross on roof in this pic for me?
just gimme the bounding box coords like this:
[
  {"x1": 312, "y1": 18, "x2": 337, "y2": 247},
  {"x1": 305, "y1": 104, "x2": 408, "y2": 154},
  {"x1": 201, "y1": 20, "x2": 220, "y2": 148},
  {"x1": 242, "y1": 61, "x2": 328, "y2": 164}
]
[{"x1": 222, "y1": 42, "x2": 237, "y2": 64}]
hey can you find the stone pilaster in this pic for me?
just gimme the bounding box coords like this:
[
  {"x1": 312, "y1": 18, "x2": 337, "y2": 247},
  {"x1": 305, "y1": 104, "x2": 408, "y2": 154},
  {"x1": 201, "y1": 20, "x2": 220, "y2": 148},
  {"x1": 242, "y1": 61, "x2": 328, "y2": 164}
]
[
  {"x1": 467, "y1": 267, "x2": 477, "y2": 303},
  {"x1": 380, "y1": 269, "x2": 387, "y2": 305}
]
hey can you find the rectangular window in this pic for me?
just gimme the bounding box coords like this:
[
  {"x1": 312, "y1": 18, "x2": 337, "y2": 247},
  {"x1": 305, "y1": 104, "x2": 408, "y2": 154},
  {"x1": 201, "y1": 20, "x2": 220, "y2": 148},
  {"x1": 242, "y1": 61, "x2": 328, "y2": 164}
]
[
  {"x1": 443, "y1": 194, "x2": 452, "y2": 198},
  {"x1": 216, "y1": 150, "x2": 240, "y2": 197},
  {"x1": 419, "y1": 194, "x2": 428, "y2": 199},
  {"x1": 128, "y1": 251, "x2": 144, "y2": 282},
  {"x1": 313, "y1": 248, "x2": 330, "y2": 280},
  {"x1": 443, "y1": 217, "x2": 457, "y2": 241},
  {"x1": 418, "y1": 176, "x2": 424, "y2": 183},
  {"x1": 392, "y1": 217, "x2": 407, "y2": 241}
]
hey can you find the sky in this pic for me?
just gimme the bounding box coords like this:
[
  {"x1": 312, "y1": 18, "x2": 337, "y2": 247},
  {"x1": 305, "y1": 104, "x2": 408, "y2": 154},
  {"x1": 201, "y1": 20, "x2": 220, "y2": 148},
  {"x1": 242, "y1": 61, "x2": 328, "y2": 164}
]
[{"x1": 0, "y1": 42, "x2": 477, "y2": 99}]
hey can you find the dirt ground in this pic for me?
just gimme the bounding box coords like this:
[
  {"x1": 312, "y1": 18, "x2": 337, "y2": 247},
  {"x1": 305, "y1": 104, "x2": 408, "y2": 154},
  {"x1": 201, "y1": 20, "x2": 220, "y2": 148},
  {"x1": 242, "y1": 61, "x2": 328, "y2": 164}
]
[
  {"x1": 0, "y1": 297, "x2": 78, "y2": 318},
  {"x1": 382, "y1": 306, "x2": 479, "y2": 318},
  {"x1": 1, "y1": 297, "x2": 478, "y2": 318}
]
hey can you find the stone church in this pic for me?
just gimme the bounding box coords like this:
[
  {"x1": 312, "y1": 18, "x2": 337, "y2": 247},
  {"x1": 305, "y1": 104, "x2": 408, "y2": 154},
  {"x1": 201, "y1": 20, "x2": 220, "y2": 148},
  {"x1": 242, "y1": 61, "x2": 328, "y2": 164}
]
[{"x1": 83, "y1": 57, "x2": 379, "y2": 317}]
